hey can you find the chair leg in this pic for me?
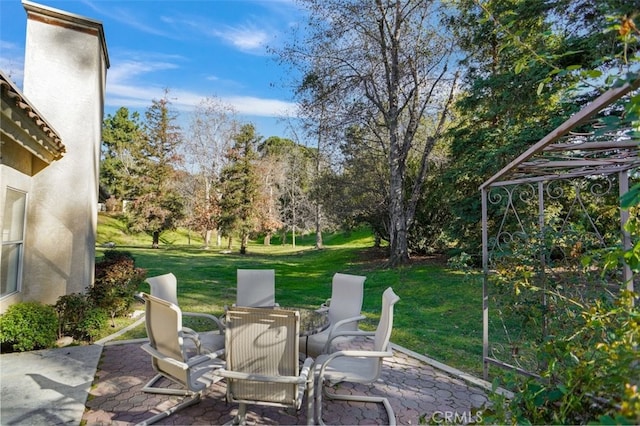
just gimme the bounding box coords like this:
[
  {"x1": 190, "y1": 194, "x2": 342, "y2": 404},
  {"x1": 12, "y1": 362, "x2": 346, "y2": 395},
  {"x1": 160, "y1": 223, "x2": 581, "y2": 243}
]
[
  {"x1": 135, "y1": 392, "x2": 202, "y2": 426},
  {"x1": 316, "y1": 382, "x2": 396, "y2": 426},
  {"x1": 306, "y1": 377, "x2": 315, "y2": 425},
  {"x1": 228, "y1": 403, "x2": 247, "y2": 425},
  {"x1": 142, "y1": 373, "x2": 191, "y2": 396}
]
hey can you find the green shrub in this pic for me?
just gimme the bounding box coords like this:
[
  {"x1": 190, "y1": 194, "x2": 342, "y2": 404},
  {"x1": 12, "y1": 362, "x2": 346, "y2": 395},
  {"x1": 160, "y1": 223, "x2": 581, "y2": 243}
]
[
  {"x1": 0, "y1": 302, "x2": 58, "y2": 351},
  {"x1": 482, "y1": 287, "x2": 639, "y2": 425},
  {"x1": 89, "y1": 250, "x2": 146, "y2": 324},
  {"x1": 55, "y1": 293, "x2": 107, "y2": 342},
  {"x1": 78, "y1": 307, "x2": 108, "y2": 342}
]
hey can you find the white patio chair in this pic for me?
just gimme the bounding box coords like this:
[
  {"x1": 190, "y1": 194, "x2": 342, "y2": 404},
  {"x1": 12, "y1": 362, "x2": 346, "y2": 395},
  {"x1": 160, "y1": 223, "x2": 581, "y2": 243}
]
[
  {"x1": 236, "y1": 269, "x2": 278, "y2": 307},
  {"x1": 215, "y1": 306, "x2": 314, "y2": 425},
  {"x1": 312, "y1": 287, "x2": 400, "y2": 426},
  {"x1": 137, "y1": 293, "x2": 224, "y2": 425},
  {"x1": 302, "y1": 272, "x2": 366, "y2": 358},
  {"x1": 143, "y1": 273, "x2": 225, "y2": 393}
]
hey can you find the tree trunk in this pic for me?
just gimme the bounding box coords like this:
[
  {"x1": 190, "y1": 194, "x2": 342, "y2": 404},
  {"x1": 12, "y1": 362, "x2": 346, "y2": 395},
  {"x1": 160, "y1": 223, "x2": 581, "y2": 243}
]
[
  {"x1": 388, "y1": 142, "x2": 409, "y2": 266},
  {"x1": 264, "y1": 232, "x2": 272, "y2": 245},
  {"x1": 292, "y1": 225, "x2": 296, "y2": 248},
  {"x1": 204, "y1": 229, "x2": 212, "y2": 248},
  {"x1": 152, "y1": 230, "x2": 160, "y2": 249},
  {"x1": 240, "y1": 233, "x2": 248, "y2": 254},
  {"x1": 315, "y1": 202, "x2": 323, "y2": 249}
]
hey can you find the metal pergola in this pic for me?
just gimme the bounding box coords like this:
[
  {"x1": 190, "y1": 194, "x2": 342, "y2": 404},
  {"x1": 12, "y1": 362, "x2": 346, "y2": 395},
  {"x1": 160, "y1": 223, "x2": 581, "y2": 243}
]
[{"x1": 480, "y1": 77, "x2": 640, "y2": 380}]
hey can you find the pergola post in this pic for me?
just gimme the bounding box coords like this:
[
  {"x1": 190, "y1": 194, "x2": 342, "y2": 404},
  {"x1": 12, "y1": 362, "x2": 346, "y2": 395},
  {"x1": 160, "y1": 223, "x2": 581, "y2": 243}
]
[
  {"x1": 537, "y1": 181, "x2": 547, "y2": 338},
  {"x1": 481, "y1": 187, "x2": 489, "y2": 380},
  {"x1": 619, "y1": 170, "x2": 635, "y2": 297}
]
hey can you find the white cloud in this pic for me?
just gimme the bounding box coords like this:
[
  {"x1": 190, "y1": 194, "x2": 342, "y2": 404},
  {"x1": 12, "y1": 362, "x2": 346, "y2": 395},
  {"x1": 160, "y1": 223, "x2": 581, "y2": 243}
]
[
  {"x1": 83, "y1": 1, "x2": 175, "y2": 38},
  {"x1": 225, "y1": 95, "x2": 296, "y2": 117},
  {"x1": 108, "y1": 59, "x2": 180, "y2": 84},
  {"x1": 0, "y1": 40, "x2": 24, "y2": 85},
  {"x1": 215, "y1": 25, "x2": 270, "y2": 51},
  {"x1": 105, "y1": 81, "x2": 296, "y2": 119}
]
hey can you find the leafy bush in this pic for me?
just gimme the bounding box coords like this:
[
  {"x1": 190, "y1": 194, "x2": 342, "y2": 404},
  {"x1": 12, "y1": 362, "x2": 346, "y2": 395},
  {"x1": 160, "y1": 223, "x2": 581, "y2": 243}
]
[
  {"x1": 0, "y1": 302, "x2": 58, "y2": 351},
  {"x1": 88, "y1": 250, "x2": 146, "y2": 324},
  {"x1": 78, "y1": 307, "x2": 108, "y2": 342},
  {"x1": 483, "y1": 289, "x2": 639, "y2": 425},
  {"x1": 55, "y1": 293, "x2": 91, "y2": 338},
  {"x1": 55, "y1": 293, "x2": 107, "y2": 342},
  {"x1": 482, "y1": 207, "x2": 640, "y2": 424}
]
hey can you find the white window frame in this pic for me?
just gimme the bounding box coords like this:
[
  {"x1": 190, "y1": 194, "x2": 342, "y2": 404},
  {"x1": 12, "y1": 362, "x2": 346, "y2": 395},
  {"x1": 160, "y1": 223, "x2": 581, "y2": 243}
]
[{"x1": 1, "y1": 184, "x2": 28, "y2": 300}]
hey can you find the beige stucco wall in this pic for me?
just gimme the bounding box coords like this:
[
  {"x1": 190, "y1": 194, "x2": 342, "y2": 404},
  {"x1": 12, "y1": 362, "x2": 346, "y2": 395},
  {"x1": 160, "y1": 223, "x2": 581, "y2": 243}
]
[{"x1": 20, "y1": 1, "x2": 108, "y2": 304}]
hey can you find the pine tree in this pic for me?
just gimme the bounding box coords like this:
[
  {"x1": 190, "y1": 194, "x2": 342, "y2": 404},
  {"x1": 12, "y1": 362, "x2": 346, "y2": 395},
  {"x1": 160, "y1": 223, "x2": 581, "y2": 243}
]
[
  {"x1": 219, "y1": 124, "x2": 261, "y2": 254},
  {"x1": 100, "y1": 107, "x2": 145, "y2": 210},
  {"x1": 126, "y1": 90, "x2": 185, "y2": 248}
]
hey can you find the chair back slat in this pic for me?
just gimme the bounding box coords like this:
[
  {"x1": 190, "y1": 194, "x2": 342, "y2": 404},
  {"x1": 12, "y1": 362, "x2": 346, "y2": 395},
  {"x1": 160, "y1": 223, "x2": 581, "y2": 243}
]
[
  {"x1": 142, "y1": 293, "x2": 189, "y2": 383},
  {"x1": 328, "y1": 273, "x2": 365, "y2": 331},
  {"x1": 225, "y1": 307, "x2": 300, "y2": 405},
  {"x1": 374, "y1": 287, "x2": 400, "y2": 352},
  {"x1": 146, "y1": 273, "x2": 179, "y2": 305},
  {"x1": 236, "y1": 269, "x2": 276, "y2": 307}
]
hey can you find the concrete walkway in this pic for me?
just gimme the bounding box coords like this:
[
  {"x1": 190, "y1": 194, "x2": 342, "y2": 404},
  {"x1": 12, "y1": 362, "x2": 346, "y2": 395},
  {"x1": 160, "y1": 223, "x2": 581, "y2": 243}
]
[{"x1": 0, "y1": 344, "x2": 102, "y2": 425}]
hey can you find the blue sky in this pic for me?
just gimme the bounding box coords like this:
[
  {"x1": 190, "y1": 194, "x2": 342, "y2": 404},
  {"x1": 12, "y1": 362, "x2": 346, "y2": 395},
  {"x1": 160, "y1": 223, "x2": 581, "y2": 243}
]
[{"x1": 0, "y1": 0, "x2": 306, "y2": 139}]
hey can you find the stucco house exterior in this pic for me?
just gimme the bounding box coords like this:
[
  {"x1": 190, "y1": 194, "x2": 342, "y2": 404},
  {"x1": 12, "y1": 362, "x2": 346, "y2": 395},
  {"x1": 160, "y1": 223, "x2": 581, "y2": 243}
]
[{"x1": 0, "y1": 1, "x2": 109, "y2": 313}]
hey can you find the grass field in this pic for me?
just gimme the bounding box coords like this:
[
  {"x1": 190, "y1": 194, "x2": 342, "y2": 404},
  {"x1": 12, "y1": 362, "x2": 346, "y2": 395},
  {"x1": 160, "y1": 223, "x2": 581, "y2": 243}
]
[{"x1": 97, "y1": 213, "x2": 484, "y2": 376}]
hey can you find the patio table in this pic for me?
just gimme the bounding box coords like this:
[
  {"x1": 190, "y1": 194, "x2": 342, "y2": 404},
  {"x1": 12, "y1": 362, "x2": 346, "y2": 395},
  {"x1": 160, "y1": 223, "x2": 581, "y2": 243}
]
[{"x1": 277, "y1": 306, "x2": 330, "y2": 356}]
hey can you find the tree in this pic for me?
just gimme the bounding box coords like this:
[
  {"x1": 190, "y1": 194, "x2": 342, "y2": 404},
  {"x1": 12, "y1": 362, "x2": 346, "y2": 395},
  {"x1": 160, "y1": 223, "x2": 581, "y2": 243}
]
[
  {"x1": 279, "y1": 145, "x2": 316, "y2": 247},
  {"x1": 444, "y1": 0, "x2": 637, "y2": 253},
  {"x1": 320, "y1": 125, "x2": 389, "y2": 240},
  {"x1": 278, "y1": 0, "x2": 459, "y2": 266},
  {"x1": 183, "y1": 97, "x2": 238, "y2": 248},
  {"x1": 256, "y1": 137, "x2": 292, "y2": 245},
  {"x1": 292, "y1": 73, "x2": 342, "y2": 250},
  {"x1": 100, "y1": 107, "x2": 145, "y2": 210},
  {"x1": 126, "y1": 90, "x2": 185, "y2": 248},
  {"x1": 219, "y1": 124, "x2": 261, "y2": 254}
]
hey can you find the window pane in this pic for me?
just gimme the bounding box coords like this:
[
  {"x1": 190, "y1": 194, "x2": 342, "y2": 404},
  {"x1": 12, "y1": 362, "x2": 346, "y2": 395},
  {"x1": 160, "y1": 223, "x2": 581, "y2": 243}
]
[
  {"x1": 1, "y1": 244, "x2": 20, "y2": 295},
  {"x1": 2, "y1": 189, "x2": 26, "y2": 242}
]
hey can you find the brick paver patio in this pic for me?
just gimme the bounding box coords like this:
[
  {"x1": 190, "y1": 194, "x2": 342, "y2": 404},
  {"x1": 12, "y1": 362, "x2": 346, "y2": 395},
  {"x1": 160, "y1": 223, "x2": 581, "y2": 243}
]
[{"x1": 82, "y1": 338, "x2": 493, "y2": 425}]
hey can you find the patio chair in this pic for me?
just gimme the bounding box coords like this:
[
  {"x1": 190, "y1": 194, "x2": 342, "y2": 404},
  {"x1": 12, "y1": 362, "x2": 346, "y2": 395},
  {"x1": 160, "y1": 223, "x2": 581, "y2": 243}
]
[
  {"x1": 143, "y1": 273, "x2": 225, "y2": 394},
  {"x1": 312, "y1": 287, "x2": 400, "y2": 426},
  {"x1": 215, "y1": 306, "x2": 314, "y2": 425},
  {"x1": 302, "y1": 272, "x2": 366, "y2": 357},
  {"x1": 236, "y1": 269, "x2": 278, "y2": 307},
  {"x1": 137, "y1": 293, "x2": 225, "y2": 425}
]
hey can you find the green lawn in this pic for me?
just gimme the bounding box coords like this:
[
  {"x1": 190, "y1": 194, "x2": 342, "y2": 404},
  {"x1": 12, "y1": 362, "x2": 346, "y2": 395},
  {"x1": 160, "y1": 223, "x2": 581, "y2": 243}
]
[{"x1": 97, "y1": 213, "x2": 484, "y2": 376}]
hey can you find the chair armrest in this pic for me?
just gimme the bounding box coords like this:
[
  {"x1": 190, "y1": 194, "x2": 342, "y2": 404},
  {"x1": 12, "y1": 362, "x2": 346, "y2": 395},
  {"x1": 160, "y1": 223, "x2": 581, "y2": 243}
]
[
  {"x1": 316, "y1": 347, "x2": 393, "y2": 377},
  {"x1": 185, "y1": 349, "x2": 225, "y2": 367},
  {"x1": 215, "y1": 369, "x2": 308, "y2": 384},
  {"x1": 329, "y1": 315, "x2": 366, "y2": 333},
  {"x1": 183, "y1": 311, "x2": 226, "y2": 332},
  {"x1": 299, "y1": 357, "x2": 314, "y2": 381},
  {"x1": 298, "y1": 357, "x2": 314, "y2": 405},
  {"x1": 322, "y1": 325, "x2": 372, "y2": 353},
  {"x1": 141, "y1": 342, "x2": 224, "y2": 369},
  {"x1": 141, "y1": 343, "x2": 188, "y2": 370},
  {"x1": 181, "y1": 330, "x2": 203, "y2": 354},
  {"x1": 317, "y1": 298, "x2": 332, "y2": 312}
]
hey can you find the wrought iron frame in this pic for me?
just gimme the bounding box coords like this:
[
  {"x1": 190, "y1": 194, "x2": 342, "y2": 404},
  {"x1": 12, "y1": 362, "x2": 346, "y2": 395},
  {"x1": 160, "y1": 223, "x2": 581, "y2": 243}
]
[{"x1": 480, "y1": 78, "x2": 640, "y2": 380}]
